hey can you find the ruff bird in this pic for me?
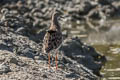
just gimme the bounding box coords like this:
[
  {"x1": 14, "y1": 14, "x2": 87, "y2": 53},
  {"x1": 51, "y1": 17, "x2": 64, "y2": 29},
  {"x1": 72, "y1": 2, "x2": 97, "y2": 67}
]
[{"x1": 42, "y1": 10, "x2": 63, "y2": 69}]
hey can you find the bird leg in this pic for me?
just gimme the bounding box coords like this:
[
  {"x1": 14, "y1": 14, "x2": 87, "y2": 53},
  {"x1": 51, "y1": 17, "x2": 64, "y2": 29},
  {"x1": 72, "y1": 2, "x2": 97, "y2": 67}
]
[
  {"x1": 48, "y1": 53, "x2": 51, "y2": 68},
  {"x1": 55, "y1": 51, "x2": 58, "y2": 70}
]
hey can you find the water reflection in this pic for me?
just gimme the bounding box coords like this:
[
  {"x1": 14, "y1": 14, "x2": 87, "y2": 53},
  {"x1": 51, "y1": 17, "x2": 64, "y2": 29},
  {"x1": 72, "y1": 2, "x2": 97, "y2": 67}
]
[
  {"x1": 93, "y1": 45, "x2": 120, "y2": 80},
  {"x1": 62, "y1": 18, "x2": 120, "y2": 45}
]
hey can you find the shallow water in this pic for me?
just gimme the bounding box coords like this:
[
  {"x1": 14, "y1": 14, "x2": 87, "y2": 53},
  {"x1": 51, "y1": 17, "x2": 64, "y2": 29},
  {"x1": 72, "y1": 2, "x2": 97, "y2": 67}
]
[{"x1": 93, "y1": 45, "x2": 120, "y2": 80}]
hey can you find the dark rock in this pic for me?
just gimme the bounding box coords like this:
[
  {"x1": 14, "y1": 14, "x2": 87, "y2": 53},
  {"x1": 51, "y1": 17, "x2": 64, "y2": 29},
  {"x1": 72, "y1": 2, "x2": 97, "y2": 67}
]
[
  {"x1": 17, "y1": 48, "x2": 35, "y2": 59},
  {"x1": 66, "y1": 72, "x2": 79, "y2": 79},
  {"x1": 60, "y1": 37, "x2": 106, "y2": 76},
  {"x1": 42, "y1": 74, "x2": 48, "y2": 78}
]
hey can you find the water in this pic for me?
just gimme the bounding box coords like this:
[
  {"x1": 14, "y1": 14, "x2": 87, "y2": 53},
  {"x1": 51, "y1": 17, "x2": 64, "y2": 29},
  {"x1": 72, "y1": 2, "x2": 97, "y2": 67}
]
[
  {"x1": 63, "y1": 18, "x2": 120, "y2": 79},
  {"x1": 93, "y1": 45, "x2": 120, "y2": 80}
]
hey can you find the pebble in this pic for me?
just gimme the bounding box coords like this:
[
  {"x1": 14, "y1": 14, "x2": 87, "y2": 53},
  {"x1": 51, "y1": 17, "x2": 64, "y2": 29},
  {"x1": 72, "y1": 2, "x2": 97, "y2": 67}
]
[{"x1": 0, "y1": 63, "x2": 11, "y2": 74}]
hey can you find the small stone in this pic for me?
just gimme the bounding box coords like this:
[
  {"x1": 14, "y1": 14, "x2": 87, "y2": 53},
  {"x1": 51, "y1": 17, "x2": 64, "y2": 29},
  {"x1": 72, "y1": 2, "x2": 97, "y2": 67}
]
[
  {"x1": 0, "y1": 63, "x2": 11, "y2": 74},
  {"x1": 42, "y1": 74, "x2": 48, "y2": 78},
  {"x1": 9, "y1": 57, "x2": 19, "y2": 65}
]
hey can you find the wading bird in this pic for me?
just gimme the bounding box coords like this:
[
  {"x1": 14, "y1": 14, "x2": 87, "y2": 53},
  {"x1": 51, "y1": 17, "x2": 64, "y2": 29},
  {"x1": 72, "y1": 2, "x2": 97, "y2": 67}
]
[{"x1": 42, "y1": 10, "x2": 63, "y2": 70}]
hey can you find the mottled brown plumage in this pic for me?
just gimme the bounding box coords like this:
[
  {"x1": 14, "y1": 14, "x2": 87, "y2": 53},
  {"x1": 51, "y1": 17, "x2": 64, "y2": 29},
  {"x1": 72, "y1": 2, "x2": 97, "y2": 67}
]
[
  {"x1": 42, "y1": 10, "x2": 63, "y2": 69},
  {"x1": 43, "y1": 30, "x2": 62, "y2": 53}
]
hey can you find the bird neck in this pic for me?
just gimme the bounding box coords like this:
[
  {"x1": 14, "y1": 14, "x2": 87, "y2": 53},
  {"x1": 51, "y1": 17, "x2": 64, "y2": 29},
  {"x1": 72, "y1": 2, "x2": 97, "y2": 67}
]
[{"x1": 50, "y1": 16, "x2": 61, "y2": 31}]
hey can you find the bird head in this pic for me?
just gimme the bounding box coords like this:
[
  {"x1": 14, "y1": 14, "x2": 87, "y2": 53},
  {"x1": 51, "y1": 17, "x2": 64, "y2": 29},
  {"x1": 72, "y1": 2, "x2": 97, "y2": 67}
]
[{"x1": 52, "y1": 10, "x2": 63, "y2": 21}]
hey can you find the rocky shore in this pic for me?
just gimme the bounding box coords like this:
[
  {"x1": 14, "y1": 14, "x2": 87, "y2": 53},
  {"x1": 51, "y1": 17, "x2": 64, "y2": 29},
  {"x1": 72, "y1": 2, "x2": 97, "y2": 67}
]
[
  {"x1": 1, "y1": 0, "x2": 119, "y2": 80},
  {"x1": 0, "y1": 26, "x2": 106, "y2": 80}
]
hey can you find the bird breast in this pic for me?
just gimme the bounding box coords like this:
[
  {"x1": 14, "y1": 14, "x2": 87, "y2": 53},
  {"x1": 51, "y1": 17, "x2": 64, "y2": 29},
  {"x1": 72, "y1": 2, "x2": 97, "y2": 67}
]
[{"x1": 43, "y1": 30, "x2": 62, "y2": 53}]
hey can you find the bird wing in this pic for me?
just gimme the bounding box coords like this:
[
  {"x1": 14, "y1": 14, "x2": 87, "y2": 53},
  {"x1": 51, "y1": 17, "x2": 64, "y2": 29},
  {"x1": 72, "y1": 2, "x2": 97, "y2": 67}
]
[{"x1": 43, "y1": 30, "x2": 62, "y2": 53}]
